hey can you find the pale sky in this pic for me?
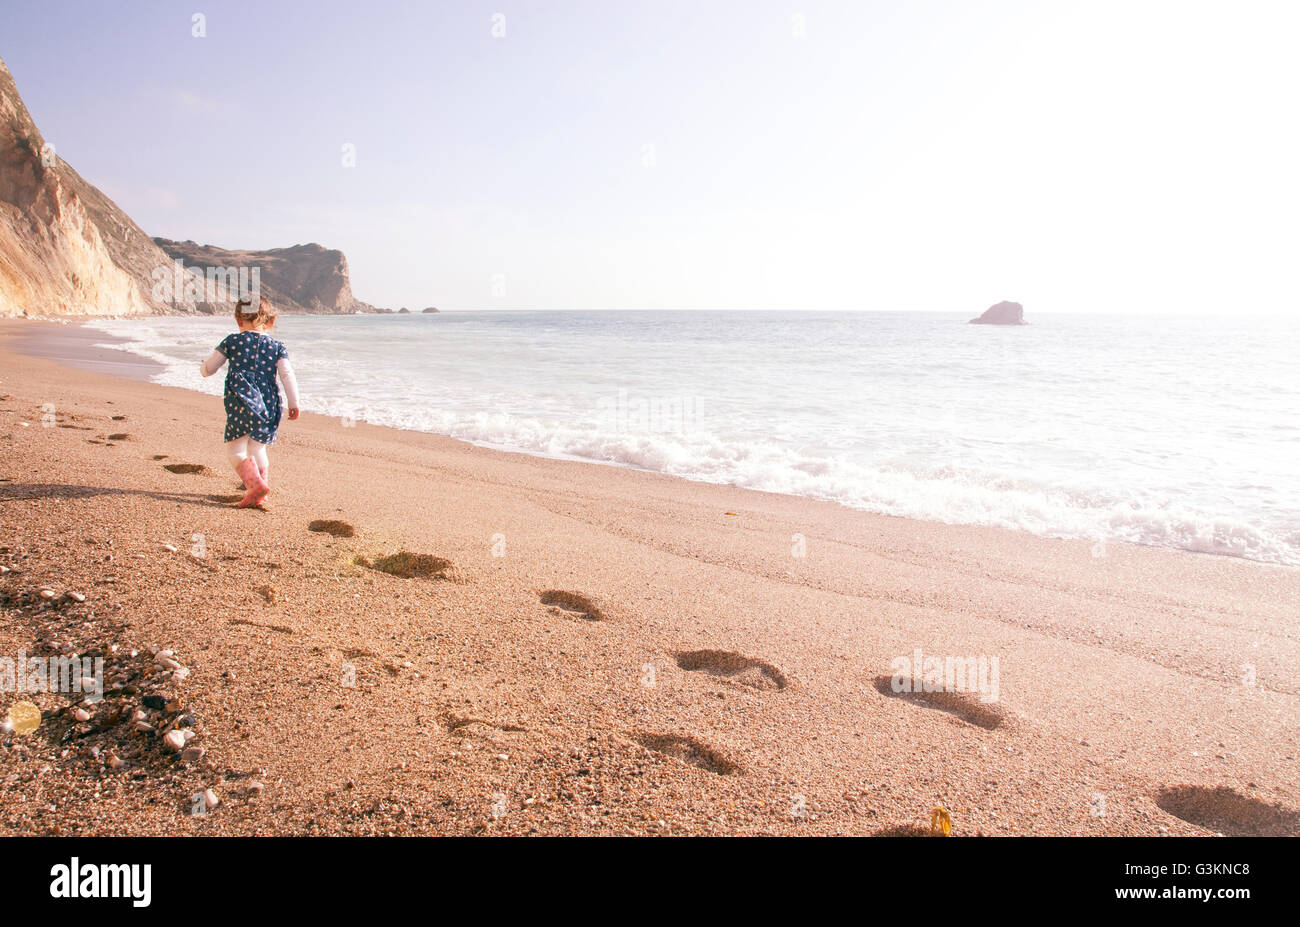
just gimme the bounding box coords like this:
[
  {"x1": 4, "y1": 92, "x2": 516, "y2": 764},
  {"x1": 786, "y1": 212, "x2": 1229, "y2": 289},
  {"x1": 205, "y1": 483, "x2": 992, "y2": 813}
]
[{"x1": 4, "y1": 0, "x2": 1298, "y2": 313}]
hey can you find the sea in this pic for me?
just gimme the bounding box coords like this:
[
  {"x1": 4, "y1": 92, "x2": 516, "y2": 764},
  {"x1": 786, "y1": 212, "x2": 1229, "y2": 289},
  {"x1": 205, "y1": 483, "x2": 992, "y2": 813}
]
[{"x1": 86, "y1": 310, "x2": 1300, "y2": 566}]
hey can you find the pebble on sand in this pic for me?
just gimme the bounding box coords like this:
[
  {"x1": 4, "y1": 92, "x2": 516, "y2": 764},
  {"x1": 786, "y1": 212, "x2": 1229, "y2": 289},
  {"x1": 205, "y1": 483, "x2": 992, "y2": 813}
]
[
  {"x1": 162, "y1": 730, "x2": 187, "y2": 752},
  {"x1": 203, "y1": 788, "x2": 220, "y2": 811}
]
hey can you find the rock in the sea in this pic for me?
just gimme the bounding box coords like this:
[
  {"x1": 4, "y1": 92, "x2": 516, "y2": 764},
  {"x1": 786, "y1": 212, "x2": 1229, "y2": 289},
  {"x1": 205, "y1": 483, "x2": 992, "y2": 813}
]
[
  {"x1": 422, "y1": 307, "x2": 439, "y2": 313},
  {"x1": 969, "y1": 300, "x2": 1027, "y2": 325}
]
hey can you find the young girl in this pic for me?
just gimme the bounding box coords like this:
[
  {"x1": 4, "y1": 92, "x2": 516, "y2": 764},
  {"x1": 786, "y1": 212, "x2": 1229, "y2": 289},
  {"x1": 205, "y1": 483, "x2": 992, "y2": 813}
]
[{"x1": 199, "y1": 297, "x2": 300, "y2": 508}]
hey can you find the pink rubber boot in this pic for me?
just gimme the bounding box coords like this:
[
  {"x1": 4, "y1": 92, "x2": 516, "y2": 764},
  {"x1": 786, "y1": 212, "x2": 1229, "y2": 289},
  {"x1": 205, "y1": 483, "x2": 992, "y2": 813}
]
[{"x1": 235, "y1": 457, "x2": 269, "y2": 508}]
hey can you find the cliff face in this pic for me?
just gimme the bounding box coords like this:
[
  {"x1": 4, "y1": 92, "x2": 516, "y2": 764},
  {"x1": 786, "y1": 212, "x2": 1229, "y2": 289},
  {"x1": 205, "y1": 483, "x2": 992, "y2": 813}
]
[
  {"x1": 0, "y1": 57, "x2": 197, "y2": 317},
  {"x1": 153, "y1": 239, "x2": 378, "y2": 315},
  {"x1": 0, "y1": 55, "x2": 377, "y2": 318}
]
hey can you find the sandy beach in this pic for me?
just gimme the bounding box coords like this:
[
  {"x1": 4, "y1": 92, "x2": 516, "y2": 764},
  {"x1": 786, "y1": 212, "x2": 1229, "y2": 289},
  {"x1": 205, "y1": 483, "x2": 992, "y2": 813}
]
[{"x1": 1, "y1": 318, "x2": 1297, "y2": 837}]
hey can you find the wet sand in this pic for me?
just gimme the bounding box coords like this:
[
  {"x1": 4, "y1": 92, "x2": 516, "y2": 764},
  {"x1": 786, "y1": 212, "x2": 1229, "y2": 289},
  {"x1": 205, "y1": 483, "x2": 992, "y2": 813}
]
[
  {"x1": 1, "y1": 318, "x2": 1297, "y2": 836},
  {"x1": 5, "y1": 318, "x2": 164, "y2": 379}
]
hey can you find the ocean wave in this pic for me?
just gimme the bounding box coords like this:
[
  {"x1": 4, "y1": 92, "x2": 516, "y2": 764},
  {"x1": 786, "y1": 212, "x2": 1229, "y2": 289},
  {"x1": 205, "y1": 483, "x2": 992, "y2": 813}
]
[
  {"x1": 262, "y1": 397, "x2": 1300, "y2": 567},
  {"x1": 85, "y1": 317, "x2": 1300, "y2": 568}
]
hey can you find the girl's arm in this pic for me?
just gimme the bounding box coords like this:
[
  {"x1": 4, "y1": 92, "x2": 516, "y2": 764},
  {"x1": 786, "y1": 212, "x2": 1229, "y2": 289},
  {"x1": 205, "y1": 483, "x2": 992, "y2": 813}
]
[
  {"x1": 277, "y1": 357, "x2": 301, "y2": 419},
  {"x1": 199, "y1": 349, "x2": 227, "y2": 377}
]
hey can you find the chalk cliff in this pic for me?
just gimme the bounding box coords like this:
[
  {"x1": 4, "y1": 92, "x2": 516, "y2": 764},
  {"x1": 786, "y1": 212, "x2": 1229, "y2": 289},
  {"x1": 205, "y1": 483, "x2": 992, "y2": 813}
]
[
  {"x1": 0, "y1": 55, "x2": 377, "y2": 318},
  {"x1": 0, "y1": 56, "x2": 196, "y2": 316},
  {"x1": 153, "y1": 239, "x2": 378, "y2": 315}
]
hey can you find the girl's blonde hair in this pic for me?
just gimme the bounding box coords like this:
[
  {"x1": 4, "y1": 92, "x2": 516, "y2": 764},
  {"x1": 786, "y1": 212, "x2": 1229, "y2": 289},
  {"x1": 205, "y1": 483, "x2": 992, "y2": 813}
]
[{"x1": 235, "y1": 296, "x2": 277, "y2": 330}]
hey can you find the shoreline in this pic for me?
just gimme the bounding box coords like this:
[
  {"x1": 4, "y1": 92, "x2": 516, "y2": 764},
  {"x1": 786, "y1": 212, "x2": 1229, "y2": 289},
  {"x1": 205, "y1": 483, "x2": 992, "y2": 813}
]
[
  {"x1": 14, "y1": 316, "x2": 1295, "y2": 573},
  {"x1": 6, "y1": 317, "x2": 166, "y2": 380},
  {"x1": 1, "y1": 317, "x2": 1297, "y2": 836}
]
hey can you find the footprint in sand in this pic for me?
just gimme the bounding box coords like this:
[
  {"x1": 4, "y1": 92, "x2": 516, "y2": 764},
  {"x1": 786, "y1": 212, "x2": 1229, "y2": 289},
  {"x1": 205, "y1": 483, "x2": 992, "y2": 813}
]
[
  {"x1": 309, "y1": 519, "x2": 356, "y2": 538},
  {"x1": 152, "y1": 455, "x2": 168, "y2": 461},
  {"x1": 675, "y1": 649, "x2": 789, "y2": 691},
  {"x1": 636, "y1": 733, "x2": 739, "y2": 776},
  {"x1": 107, "y1": 432, "x2": 129, "y2": 441},
  {"x1": 164, "y1": 463, "x2": 211, "y2": 475},
  {"x1": 539, "y1": 590, "x2": 605, "y2": 621},
  {"x1": 871, "y1": 674, "x2": 1007, "y2": 730},
  {"x1": 356, "y1": 551, "x2": 456, "y2": 580},
  {"x1": 228, "y1": 617, "x2": 293, "y2": 634},
  {"x1": 440, "y1": 713, "x2": 527, "y2": 737},
  {"x1": 872, "y1": 823, "x2": 942, "y2": 837},
  {"x1": 1156, "y1": 785, "x2": 1300, "y2": 837}
]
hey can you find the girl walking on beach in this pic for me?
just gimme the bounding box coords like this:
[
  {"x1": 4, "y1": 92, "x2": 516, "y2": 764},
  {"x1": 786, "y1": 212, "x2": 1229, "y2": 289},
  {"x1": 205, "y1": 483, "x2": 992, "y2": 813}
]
[{"x1": 199, "y1": 297, "x2": 300, "y2": 508}]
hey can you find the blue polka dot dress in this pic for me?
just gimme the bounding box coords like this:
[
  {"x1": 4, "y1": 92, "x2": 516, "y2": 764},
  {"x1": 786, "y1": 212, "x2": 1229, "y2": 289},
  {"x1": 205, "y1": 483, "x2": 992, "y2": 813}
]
[{"x1": 217, "y1": 331, "x2": 289, "y2": 444}]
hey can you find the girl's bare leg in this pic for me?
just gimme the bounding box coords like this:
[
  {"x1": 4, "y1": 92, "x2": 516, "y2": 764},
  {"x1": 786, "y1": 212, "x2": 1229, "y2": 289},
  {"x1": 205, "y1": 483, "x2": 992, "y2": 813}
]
[
  {"x1": 250, "y1": 440, "x2": 270, "y2": 491},
  {"x1": 226, "y1": 436, "x2": 250, "y2": 471}
]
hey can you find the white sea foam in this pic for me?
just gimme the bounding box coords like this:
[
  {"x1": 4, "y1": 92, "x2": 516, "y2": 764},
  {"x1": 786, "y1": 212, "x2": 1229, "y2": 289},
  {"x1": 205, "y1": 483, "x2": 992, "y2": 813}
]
[{"x1": 85, "y1": 311, "x2": 1300, "y2": 567}]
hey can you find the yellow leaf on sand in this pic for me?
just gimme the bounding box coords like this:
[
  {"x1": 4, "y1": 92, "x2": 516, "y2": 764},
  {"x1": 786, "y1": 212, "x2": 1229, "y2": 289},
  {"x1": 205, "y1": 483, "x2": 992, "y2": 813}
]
[
  {"x1": 8, "y1": 700, "x2": 41, "y2": 735},
  {"x1": 930, "y1": 805, "x2": 952, "y2": 836}
]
